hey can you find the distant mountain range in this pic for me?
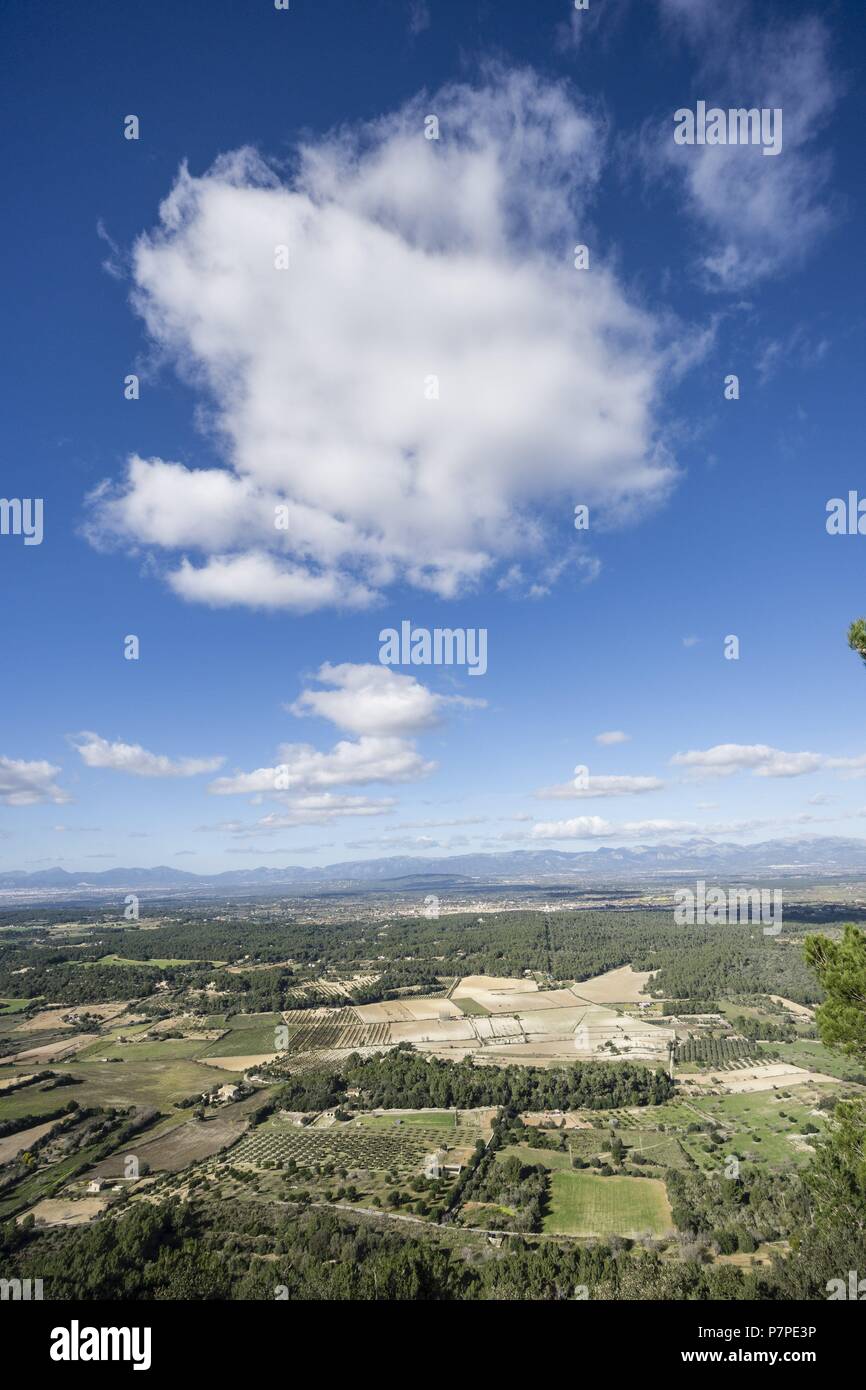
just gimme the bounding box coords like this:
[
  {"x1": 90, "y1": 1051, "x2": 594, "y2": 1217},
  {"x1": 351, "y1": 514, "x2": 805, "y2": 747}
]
[{"x1": 4, "y1": 837, "x2": 866, "y2": 897}]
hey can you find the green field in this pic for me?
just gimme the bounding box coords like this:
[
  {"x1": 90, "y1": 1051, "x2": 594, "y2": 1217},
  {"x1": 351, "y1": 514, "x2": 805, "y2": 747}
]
[
  {"x1": 223, "y1": 1013, "x2": 283, "y2": 1030},
  {"x1": 617, "y1": 1130, "x2": 689, "y2": 1168},
  {"x1": 76, "y1": 1038, "x2": 205, "y2": 1062},
  {"x1": 502, "y1": 1129, "x2": 689, "y2": 1171},
  {"x1": 0, "y1": 997, "x2": 34, "y2": 1014},
  {"x1": 199, "y1": 1026, "x2": 280, "y2": 1057},
  {"x1": 455, "y1": 997, "x2": 490, "y2": 1016},
  {"x1": 0, "y1": 1079, "x2": 88, "y2": 1123},
  {"x1": 679, "y1": 1089, "x2": 831, "y2": 1168},
  {"x1": 543, "y1": 1169, "x2": 673, "y2": 1238},
  {"x1": 762, "y1": 1039, "x2": 866, "y2": 1081},
  {"x1": 496, "y1": 1143, "x2": 575, "y2": 1171},
  {"x1": 357, "y1": 1111, "x2": 457, "y2": 1130},
  {"x1": 43, "y1": 1057, "x2": 231, "y2": 1111}
]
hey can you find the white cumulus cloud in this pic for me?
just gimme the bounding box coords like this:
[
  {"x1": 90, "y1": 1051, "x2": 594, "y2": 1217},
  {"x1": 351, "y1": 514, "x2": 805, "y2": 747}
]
[
  {"x1": 671, "y1": 743, "x2": 823, "y2": 780},
  {"x1": 85, "y1": 67, "x2": 687, "y2": 610},
  {"x1": 288, "y1": 662, "x2": 483, "y2": 736},
  {"x1": 208, "y1": 662, "x2": 476, "y2": 804},
  {"x1": 0, "y1": 756, "x2": 70, "y2": 806},
  {"x1": 209, "y1": 736, "x2": 434, "y2": 796}
]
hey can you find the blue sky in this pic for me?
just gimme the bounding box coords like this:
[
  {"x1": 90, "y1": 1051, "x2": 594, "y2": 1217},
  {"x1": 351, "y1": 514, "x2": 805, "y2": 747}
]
[{"x1": 3, "y1": 0, "x2": 866, "y2": 873}]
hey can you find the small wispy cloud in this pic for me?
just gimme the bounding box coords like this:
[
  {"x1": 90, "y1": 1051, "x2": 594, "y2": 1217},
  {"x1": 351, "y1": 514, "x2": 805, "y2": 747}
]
[
  {"x1": 71, "y1": 733, "x2": 224, "y2": 778},
  {"x1": 654, "y1": 0, "x2": 840, "y2": 289},
  {"x1": 672, "y1": 742, "x2": 822, "y2": 780},
  {"x1": 535, "y1": 775, "x2": 664, "y2": 800},
  {"x1": 407, "y1": 1, "x2": 430, "y2": 37}
]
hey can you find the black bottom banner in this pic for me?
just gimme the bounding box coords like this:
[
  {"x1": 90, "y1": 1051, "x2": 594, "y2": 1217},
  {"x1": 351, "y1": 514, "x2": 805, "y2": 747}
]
[{"x1": 2, "y1": 1296, "x2": 858, "y2": 1377}]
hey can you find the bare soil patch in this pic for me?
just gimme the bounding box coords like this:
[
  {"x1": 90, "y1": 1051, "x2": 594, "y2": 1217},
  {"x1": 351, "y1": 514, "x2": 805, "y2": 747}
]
[{"x1": 570, "y1": 966, "x2": 657, "y2": 1005}]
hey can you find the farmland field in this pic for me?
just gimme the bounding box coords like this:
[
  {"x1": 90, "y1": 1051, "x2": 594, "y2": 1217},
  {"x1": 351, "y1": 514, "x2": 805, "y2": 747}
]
[
  {"x1": 86, "y1": 1113, "x2": 248, "y2": 1176},
  {"x1": 278, "y1": 1010, "x2": 393, "y2": 1053},
  {"x1": 570, "y1": 966, "x2": 658, "y2": 1005},
  {"x1": 228, "y1": 1107, "x2": 487, "y2": 1173},
  {"x1": 0, "y1": 997, "x2": 33, "y2": 1015},
  {"x1": 356, "y1": 1110, "x2": 457, "y2": 1130},
  {"x1": 229, "y1": 1121, "x2": 431, "y2": 1170},
  {"x1": 455, "y1": 997, "x2": 490, "y2": 1016},
  {"x1": 76, "y1": 1038, "x2": 205, "y2": 1062},
  {"x1": 495, "y1": 1143, "x2": 576, "y2": 1171},
  {"x1": 199, "y1": 1026, "x2": 281, "y2": 1057},
  {"x1": 543, "y1": 1170, "x2": 673, "y2": 1238},
  {"x1": 763, "y1": 1039, "x2": 866, "y2": 1082},
  {"x1": 678, "y1": 1087, "x2": 830, "y2": 1168},
  {"x1": 46, "y1": 1057, "x2": 232, "y2": 1111}
]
